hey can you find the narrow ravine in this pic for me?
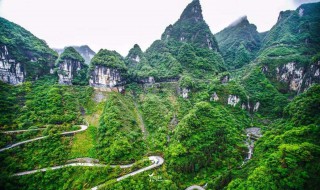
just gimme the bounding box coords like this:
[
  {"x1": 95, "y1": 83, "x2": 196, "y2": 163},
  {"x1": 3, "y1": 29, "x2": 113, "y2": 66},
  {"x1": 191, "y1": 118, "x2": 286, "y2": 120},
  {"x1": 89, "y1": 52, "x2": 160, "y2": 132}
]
[{"x1": 243, "y1": 127, "x2": 262, "y2": 163}]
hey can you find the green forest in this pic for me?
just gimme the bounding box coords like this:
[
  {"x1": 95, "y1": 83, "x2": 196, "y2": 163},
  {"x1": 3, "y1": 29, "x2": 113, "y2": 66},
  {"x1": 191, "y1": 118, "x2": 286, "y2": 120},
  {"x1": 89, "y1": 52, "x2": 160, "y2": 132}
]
[{"x1": 0, "y1": 0, "x2": 320, "y2": 190}]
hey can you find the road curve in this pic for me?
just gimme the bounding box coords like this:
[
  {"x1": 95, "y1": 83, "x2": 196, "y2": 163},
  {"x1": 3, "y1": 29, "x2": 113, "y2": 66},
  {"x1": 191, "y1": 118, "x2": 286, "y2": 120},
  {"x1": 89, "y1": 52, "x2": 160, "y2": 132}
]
[
  {"x1": 91, "y1": 156, "x2": 164, "y2": 190},
  {"x1": 185, "y1": 185, "x2": 205, "y2": 190},
  {"x1": 1, "y1": 128, "x2": 45, "y2": 134},
  {"x1": 0, "y1": 125, "x2": 88, "y2": 152},
  {"x1": 12, "y1": 155, "x2": 164, "y2": 190}
]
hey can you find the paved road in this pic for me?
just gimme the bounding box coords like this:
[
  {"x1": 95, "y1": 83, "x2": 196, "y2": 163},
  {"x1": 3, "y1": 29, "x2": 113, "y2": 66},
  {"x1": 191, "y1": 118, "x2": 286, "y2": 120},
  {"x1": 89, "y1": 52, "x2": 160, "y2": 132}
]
[
  {"x1": 91, "y1": 156, "x2": 164, "y2": 190},
  {"x1": 4, "y1": 125, "x2": 196, "y2": 190},
  {"x1": 12, "y1": 155, "x2": 164, "y2": 190},
  {"x1": 185, "y1": 185, "x2": 205, "y2": 190},
  {"x1": 0, "y1": 125, "x2": 88, "y2": 152},
  {"x1": 1, "y1": 128, "x2": 45, "y2": 134}
]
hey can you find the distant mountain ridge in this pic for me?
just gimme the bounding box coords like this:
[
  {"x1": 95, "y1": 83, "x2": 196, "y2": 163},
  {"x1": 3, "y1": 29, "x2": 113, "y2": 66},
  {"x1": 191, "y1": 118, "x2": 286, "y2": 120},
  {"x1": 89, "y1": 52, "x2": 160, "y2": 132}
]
[{"x1": 53, "y1": 45, "x2": 96, "y2": 65}]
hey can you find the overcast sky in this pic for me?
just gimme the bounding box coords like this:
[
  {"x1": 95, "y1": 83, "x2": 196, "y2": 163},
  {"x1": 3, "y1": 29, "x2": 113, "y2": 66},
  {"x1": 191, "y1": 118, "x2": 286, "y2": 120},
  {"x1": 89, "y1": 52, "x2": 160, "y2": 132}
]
[{"x1": 0, "y1": 0, "x2": 319, "y2": 55}]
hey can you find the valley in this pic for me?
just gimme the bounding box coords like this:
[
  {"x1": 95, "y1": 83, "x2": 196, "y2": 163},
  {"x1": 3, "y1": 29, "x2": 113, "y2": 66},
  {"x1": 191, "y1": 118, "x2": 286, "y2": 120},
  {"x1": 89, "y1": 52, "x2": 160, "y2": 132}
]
[{"x1": 0, "y1": 0, "x2": 320, "y2": 190}]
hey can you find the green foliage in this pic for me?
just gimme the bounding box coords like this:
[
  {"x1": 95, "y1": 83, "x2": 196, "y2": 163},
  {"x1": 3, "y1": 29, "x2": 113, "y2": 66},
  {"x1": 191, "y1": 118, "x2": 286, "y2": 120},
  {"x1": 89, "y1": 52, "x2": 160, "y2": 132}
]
[
  {"x1": 227, "y1": 87, "x2": 320, "y2": 190},
  {"x1": 242, "y1": 67, "x2": 288, "y2": 116},
  {"x1": 0, "y1": 17, "x2": 58, "y2": 80},
  {"x1": 284, "y1": 84, "x2": 320, "y2": 125},
  {"x1": 90, "y1": 49, "x2": 127, "y2": 71},
  {"x1": 167, "y1": 102, "x2": 244, "y2": 173},
  {"x1": 98, "y1": 93, "x2": 145, "y2": 163},
  {"x1": 57, "y1": 47, "x2": 85, "y2": 64},
  {"x1": 215, "y1": 17, "x2": 261, "y2": 69}
]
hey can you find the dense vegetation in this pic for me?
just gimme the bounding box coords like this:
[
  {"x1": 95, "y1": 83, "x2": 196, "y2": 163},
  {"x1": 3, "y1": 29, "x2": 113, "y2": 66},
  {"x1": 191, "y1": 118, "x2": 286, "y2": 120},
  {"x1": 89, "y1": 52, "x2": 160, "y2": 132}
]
[
  {"x1": 0, "y1": 17, "x2": 58, "y2": 80},
  {"x1": 1, "y1": 1, "x2": 320, "y2": 190},
  {"x1": 215, "y1": 16, "x2": 261, "y2": 69},
  {"x1": 90, "y1": 49, "x2": 127, "y2": 71},
  {"x1": 56, "y1": 47, "x2": 88, "y2": 85}
]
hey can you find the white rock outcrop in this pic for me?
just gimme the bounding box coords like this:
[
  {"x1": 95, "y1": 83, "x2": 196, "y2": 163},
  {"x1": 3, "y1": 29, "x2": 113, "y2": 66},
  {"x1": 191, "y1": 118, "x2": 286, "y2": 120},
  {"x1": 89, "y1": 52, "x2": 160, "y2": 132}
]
[
  {"x1": 58, "y1": 60, "x2": 83, "y2": 85},
  {"x1": 181, "y1": 88, "x2": 190, "y2": 99},
  {"x1": 228, "y1": 95, "x2": 240, "y2": 107},
  {"x1": 0, "y1": 46, "x2": 25, "y2": 85},
  {"x1": 210, "y1": 92, "x2": 219, "y2": 102},
  {"x1": 89, "y1": 66, "x2": 122, "y2": 88}
]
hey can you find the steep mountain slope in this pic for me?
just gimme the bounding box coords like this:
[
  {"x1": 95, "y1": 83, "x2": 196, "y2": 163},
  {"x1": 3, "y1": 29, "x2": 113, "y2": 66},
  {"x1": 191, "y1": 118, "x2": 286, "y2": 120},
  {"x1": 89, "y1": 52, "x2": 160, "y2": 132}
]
[
  {"x1": 161, "y1": 0, "x2": 218, "y2": 51},
  {"x1": 256, "y1": 2, "x2": 320, "y2": 93},
  {"x1": 125, "y1": 44, "x2": 154, "y2": 82},
  {"x1": 215, "y1": 16, "x2": 262, "y2": 69},
  {"x1": 0, "y1": 17, "x2": 58, "y2": 84},
  {"x1": 1, "y1": 1, "x2": 320, "y2": 190},
  {"x1": 56, "y1": 47, "x2": 88, "y2": 85},
  {"x1": 130, "y1": 0, "x2": 224, "y2": 81},
  {"x1": 89, "y1": 49, "x2": 127, "y2": 90}
]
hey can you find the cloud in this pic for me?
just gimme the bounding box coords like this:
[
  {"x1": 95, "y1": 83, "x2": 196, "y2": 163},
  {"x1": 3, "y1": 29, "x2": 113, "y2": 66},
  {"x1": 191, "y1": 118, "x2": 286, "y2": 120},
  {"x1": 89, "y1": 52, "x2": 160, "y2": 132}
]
[
  {"x1": 228, "y1": 16, "x2": 247, "y2": 28},
  {"x1": 293, "y1": 0, "x2": 320, "y2": 6}
]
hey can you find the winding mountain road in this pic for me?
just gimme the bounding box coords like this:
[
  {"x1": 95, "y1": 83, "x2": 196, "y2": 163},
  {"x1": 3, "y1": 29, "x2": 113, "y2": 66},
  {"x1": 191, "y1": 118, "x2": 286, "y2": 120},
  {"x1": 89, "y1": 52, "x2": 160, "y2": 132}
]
[
  {"x1": 0, "y1": 125, "x2": 88, "y2": 152},
  {"x1": 3, "y1": 125, "x2": 198, "y2": 190},
  {"x1": 12, "y1": 155, "x2": 164, "y2": 190}
]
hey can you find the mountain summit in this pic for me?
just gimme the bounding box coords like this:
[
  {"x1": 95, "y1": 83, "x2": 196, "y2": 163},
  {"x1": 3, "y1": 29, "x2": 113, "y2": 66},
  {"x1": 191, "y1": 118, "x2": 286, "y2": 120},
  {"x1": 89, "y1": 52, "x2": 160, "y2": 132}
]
[
  {"x1": 215, "y1": 16, "x2": 261, "y2": 69},
  {"x1": 179, "y1": 0, "x2": 203, "y2": 22},
  {"x1": 161, "y1": 0, "x2": 218, "y2": 51}
]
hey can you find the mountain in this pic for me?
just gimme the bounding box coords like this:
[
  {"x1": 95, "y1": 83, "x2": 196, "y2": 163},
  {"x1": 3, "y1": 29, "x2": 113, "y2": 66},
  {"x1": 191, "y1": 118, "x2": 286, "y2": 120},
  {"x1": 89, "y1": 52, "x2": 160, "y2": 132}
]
[
  {"x1": 1, "y1": 1, "x2": 320, "y2": 190},
  {"x1": 56, "y1": 47, "x2": 88, "y2": 85},
  {"x1": 161, "y1": 0, "x2": 218, "y2": 51},
  {"x1": 73, "y1": 45, "x2": 96, "y2": 65},
  {"x1": 0, "y1": 17, "x2": 58, "y2": 84},
  {"x1": 53, "y1": 45, "x2": 96, "y2": 65},
  {"x1": 125, "y1": 44, "x2": 154, "y2": 83},
  {"x1": 256, "y1": 2, "x2": 320, "y2": 93},
  {"x1": 136, "y1": 0, "x2": 224, "y2": 81},
  {"x1": 215, "y1": 16, "x2": 262, "y2": 69},
  {"x1": 89, "y1": 49, "x2": 126, "y2": 90}
]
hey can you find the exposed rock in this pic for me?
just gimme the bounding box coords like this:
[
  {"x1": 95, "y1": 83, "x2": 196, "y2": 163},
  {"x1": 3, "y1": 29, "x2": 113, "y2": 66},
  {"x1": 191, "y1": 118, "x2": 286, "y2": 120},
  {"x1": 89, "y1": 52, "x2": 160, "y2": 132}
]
[
  {"x1": 0, "y1": 46, "x2": 25, "y2": 85},
  {"x1": 90, "y1": 66, "x2": 121, "y2": 87},
  {"x1": 221, "y1": 75, "x2": 229, "y2": 84},
  {"x1": 57, "y1": 60, "x2": 83, "y2": 85},
  {"x1": 276, "y1": 62, "x2": 320, "y2": 92},
  {"x1": 253, "y1": 102, "x2": 260, "y2": 112},
  {"x1": 261, "y1": 66, "x2": 268, "y2": 73},
  {"x1": 210, "y1": 92, "x2": 219, "y2": 102},
  {"x1": 228, "y1": 95, "x2": 240, "y2": 107},
  {"x1": 56, "y1": 47, "x2": 86, "y2": 85},
  {"x1": 140, "y1": 76, "x2": 155, "y2": 84},
  {"x1": 181, "y1": 88, "x2": 190, "y2": 99}
]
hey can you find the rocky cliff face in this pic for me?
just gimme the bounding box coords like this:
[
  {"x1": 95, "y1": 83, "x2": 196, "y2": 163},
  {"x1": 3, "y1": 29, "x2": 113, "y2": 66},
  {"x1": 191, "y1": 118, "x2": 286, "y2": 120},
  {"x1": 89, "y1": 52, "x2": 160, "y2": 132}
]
[
  {"x1": 0, "y1": 46, "x2": 25, "y2": 84},
  {"x1": 277, "y1": 62, "x2": 320, "y2": 92},
  {"x1": 58, "y1": 60, "x2": 83, "y2": 85},
  {"x1": 89, "y1": 66, "x2": 124, "y2": 89},
  {"x1": 56, "y1": 47, "x2": 86, "y2": 85},
  {"x1": 263, "y1": 61, "x2": 320, "y2": 93},
  {"x1": 0, "y1": 17, "x2": 58, "y2": 85}
]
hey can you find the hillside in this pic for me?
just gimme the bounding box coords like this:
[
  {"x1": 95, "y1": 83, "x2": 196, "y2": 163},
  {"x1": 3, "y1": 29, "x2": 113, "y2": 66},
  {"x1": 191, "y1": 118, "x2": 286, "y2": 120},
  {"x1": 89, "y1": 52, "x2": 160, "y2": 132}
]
[{"x1": 0, "y1": 1, "x2": 320, "y2": 190}]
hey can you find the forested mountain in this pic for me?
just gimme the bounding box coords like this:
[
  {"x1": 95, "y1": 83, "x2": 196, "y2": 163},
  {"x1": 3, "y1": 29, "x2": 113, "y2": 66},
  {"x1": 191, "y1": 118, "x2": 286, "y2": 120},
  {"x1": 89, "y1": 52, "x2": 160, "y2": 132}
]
[
  {"x1": 0, "y1": 1, "x2": 319, "y2": 190},
  {"x1": 54, "y1": 45, "x2": 96, "y2": 65},
  {"x1": 0, "y1": 17, "x2": 58, "y2": 84},
  {"x1": 215, "y1": 16, "x2": 262, "y2": 69}
]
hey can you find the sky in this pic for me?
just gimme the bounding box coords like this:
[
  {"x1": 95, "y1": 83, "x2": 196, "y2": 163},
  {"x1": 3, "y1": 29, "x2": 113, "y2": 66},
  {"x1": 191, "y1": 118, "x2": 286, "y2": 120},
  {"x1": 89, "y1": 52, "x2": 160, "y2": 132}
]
[{"x1": 0, "y1": 0, "x2": 319, "y2": 56}]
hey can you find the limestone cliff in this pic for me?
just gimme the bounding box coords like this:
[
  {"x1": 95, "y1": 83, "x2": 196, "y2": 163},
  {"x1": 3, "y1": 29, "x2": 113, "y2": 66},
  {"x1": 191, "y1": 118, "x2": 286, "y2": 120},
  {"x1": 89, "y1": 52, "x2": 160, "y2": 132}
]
[
  {"x1": 0, "y1": 45, "x2": 25, "y2": 84},
  {"x1": 89, "y1": 49, "x2": 126, "y2": 91},
  {"x1": 56, "y1": 47, "x2": 87, "y2": 85}
]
